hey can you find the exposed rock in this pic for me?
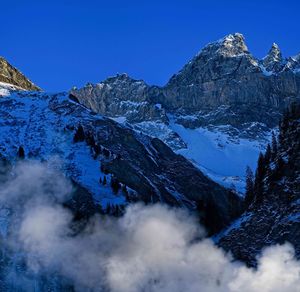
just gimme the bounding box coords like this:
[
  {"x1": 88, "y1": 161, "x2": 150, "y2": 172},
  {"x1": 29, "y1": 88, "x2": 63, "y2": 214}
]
[
  {"x1": 70, "y1": 73, "x2": 167, "y2": 123},
  {"x1": 70, "y1": 33, "x2": 300, "y2": 141},
  {"x1": 262, "y1": 43, "x2": 284, "y2": 72},
  {"x1": 155, "y1": 33, "x2": 300, "y2": 128},
  {"x1": 0, "y1": 57, "x2": 40, "y2": 91},
  {"x1": 0, "y1": 89, "x2": 242, "y2": 234}
]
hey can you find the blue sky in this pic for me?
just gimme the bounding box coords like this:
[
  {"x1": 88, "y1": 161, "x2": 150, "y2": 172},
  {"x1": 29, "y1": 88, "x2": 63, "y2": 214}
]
[{"x1": 1, "y1": 0, "x2": 300, "y2": 91}]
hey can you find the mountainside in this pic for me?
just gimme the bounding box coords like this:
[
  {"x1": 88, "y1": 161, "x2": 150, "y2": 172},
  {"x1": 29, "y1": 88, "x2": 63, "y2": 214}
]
[
  {"x1": 0, "y1": 83, "x2": 241, "y2": 233},
  {"x1": 217, "y1": 102, "x2": 300, "y2": 265},
  {"x1": 71, "y1": 33, "x2": 300, "y2": 191},
  {"x1": 0, "y1": 33, "x2": 300, "y2": 290},
  {"x1": 158, "y1": 33, "x2": 300, "y2": 125},
  {"x1": 0, "y1": 57, "x2": 40, "y2": 91}
]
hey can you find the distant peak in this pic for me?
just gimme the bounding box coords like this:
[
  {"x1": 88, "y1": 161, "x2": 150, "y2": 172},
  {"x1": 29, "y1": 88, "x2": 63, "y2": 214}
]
[
  {"x1": 199, "y1": 32, "x2": 249, "y2": 58},
  {"x1": 263, "y1": 42, "x2": 283, "y2": 72},
  {"x1": 221, "y1": 32, "x2": 245, "y2": 42},
  {"x1": 267, "y1": 43, "x2": 282, "y2": 61},
  {"x1": 219, "y1": 33, "x2": 248, "y2": 51},
  {"x1": 104, "y1": 73, "x2": 145, "y2": 85}
]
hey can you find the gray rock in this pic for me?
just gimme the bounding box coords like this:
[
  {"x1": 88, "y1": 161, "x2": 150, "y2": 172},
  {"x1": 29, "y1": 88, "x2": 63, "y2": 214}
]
[
  {"x1": 70, "y1": 73, "x2": 167, "y2": 123},
  {"x1": 70, "y1": 33, "x2": 300, "y2": 143}
]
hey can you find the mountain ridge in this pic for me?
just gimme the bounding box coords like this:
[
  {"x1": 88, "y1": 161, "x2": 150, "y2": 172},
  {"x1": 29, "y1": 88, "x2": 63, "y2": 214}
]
[{"x1": 0, "y1": 57, "x2": 40, "y2": 91}]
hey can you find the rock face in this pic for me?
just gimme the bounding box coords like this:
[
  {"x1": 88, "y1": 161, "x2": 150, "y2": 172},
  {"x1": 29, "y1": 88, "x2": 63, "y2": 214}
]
[
  {"x1": 0, "y1": 57, "x2": 40, "y2": 91},
  {"x1": 262, "y1": 43, "x2": 284, "y2": 72},
  {"x1": 0, "y1": 88, "x2": 241, "y2": 234},
  {"x1": 71, "y1": 33, "x2": 300, "y2": 135},
  {"x1": 70, "y1": 74, "x2": 166, "y2": 123},
  {"x1": 68, "y1": 33, "x2": 300, "y2": 191},
  {"x1": 218, "y1": 103, "x2": 300, "y2": 265},
  {"x1": 155, "y1": 33, "x2": 300, "y2": 128}
]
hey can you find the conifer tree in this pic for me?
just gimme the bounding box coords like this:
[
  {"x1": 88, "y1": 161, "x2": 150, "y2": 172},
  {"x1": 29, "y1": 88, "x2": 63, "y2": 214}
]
[
  {"x1": 17, "y1": 146, "x2": 25, "y2": 159},
  {"x1": 111, "y1": 176, "x2": 120, "y2": 194},
  {"x1": 271, "y1": 132, "x2": 278, "y2": 160},
  {"x1": 73, "y1": 125, "x2": 85, "y2": 142},
  {"x1": 244, "y1": 166, "x2": 254, "y2": 207},
  {"x1": 264, "y1": 144, "x2": 272, "y2": 164},
  {"x1": 253, "y1": 152, "x2": 266, "y2": 204}
]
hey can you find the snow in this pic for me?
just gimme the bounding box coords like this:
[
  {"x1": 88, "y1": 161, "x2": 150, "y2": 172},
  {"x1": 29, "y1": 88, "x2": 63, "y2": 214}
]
[
  {"x1": 0, "y1": 90, "x2": 124, "y2": 207},
  {"x1": 259, "y1": 64, "x2": 274, "y2": 76},
  {"x1": 0, "y1": 82, "x2": 24, "y2": 96},
  {"x1": 213, "y1": 212, "x2": 252, "y2": 243},
  {"x1": 294, "y1": 68, "x2": 300, "y2": 74},
  {"x1": 111, "y1": 116, "x2": 127, "y2": 124},
  {"x1": 169, "y1": 118, "x2": 269, "y2": 193}
]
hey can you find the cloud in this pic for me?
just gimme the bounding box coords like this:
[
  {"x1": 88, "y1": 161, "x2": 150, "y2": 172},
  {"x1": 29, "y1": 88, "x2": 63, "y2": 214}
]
[{"x1": 1, "y1": 161, "x2": 300, "y2": 292}]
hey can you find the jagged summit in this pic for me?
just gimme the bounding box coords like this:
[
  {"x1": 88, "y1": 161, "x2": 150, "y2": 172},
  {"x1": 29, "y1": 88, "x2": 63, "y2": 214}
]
[
  {"x1": 211, "y1": 32, "x2": 249, "y2": 57},
  {"x1": 70, "y1": 72, "x2": 167, "y2": 124},
  {"x1": 195, "y1": 33, "x2": 249, "y2": 59},
  {"x1": 0, "y1": 56, "x2": 40, "y2": 91},
  {"x1": 263, "y1": 43, "x2": 284, "y2": 72}
]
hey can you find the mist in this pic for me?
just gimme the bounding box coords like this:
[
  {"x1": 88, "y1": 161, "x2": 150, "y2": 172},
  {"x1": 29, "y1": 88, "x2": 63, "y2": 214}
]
[{"x1": 0, "y1": 161, "x2": 300, "y2": 291}]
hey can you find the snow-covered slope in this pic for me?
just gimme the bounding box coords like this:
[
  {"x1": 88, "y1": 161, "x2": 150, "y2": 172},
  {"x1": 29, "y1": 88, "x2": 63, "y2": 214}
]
[
  {"x1": 169, "y1": 119, "x2": 270, "y2": 193},
  {"x1": 0, "y1": 83, "x2": 241, "y2": 232},
  {"x1": 0, "y1": 86, "x2": 123, "y2": 207}
]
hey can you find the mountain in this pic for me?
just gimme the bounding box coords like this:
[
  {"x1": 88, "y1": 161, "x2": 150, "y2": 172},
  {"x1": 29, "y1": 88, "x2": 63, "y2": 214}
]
[
  {"x1": 0, "y1": 81, "x2": 241, "y2": 234},
  {"x1": 217, "y1": 102, "x2": 300, "y2": 265},
  {"x1": 0, "y1": 57, "x2": 40, "y2": 91},
  {"x1": 70, "y1": 33, "x2": 300, "y2": 191}
]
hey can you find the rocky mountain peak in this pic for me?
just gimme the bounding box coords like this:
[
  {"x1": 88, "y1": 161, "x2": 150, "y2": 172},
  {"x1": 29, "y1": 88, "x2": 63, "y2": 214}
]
[
  {"x1": 263, "y1": 42, "x2": 284, "y2": 72},
  {"x1": 201, "y1": 32, "x2": 249, "y2": 58},
  {"x1": 70, "y1": 73, "x2": 168, "y2": 124},
  {"x1": 0, "y1": 56, "x2": 40, "y2": 91}
]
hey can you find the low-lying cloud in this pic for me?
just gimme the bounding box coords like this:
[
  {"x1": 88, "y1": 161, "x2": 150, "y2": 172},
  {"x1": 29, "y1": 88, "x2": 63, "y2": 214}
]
[{"x1": 1, "y1": 161, "x2": 300, "y2": 291}]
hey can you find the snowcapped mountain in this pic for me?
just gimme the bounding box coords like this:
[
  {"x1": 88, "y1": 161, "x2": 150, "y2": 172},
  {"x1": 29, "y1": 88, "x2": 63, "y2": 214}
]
[
  {"x1": 0, "y1": 79, "x2": 241, "y2": 234},
  {"x1": 70, "y1": 33, "x2": 300, "y2": 192},
  {"x1": 0, "y1": 32, "x2": 300, "y2": 290}
]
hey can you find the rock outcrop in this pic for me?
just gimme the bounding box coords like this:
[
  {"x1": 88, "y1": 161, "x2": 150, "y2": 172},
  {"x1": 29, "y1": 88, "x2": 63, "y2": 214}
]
[
  {"x1": 262, "y1": 43, "x2": 284, "y2": 72},
  {"x1": 0, "y1": 88, "x2": 241, "y2": 234},
  {"x1": 70, "y1": 73, "x2": 166, "y2": 123},
  {"x1": 0, "y1": 57, "x2": 40, "y2": 91},
  {"x1": 71, "y1": 33, "x2": 300, "y2": 135},
  {"x1": 155, "y1": 33, "x2": 300, "y2": 128}
]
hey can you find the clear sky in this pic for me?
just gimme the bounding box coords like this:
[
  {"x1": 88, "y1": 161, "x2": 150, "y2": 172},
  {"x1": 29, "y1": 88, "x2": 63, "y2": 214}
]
[{"x1": 1, "y1": 0, "x2": 300, "y2": 91}]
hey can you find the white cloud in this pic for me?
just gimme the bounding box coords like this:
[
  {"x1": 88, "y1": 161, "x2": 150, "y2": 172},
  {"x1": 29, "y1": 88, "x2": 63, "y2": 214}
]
[{"x1": 1, "y1": 161, "x2": 300, "y2": 292}]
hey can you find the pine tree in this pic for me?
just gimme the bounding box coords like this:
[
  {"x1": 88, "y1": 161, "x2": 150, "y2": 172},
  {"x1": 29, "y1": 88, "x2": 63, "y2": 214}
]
[
  {"x1": 93, "y1": 144, "x2": 101, "y2": 156},
  {"x1": 17, "y1": 146, "x2": 25, "y2": 159},
  {"x1": 103, "y1": 148, "x2": 110, "y2": 158},
  {"x1": 271, "y1": 131, "x2": 278, "y2": 160},
  {"x1": 122, "y1": 184, "x2": 128, "y2": 196},
  {"x1": 264, "y1": 144, "x2": 272, "y2": 164},
  {"x1": 86, "y1": 131, "x2": 96, "y2": 147},
  {"x1": 253, "y1": 152, "x2": 266, "y2": 204},
  {"x1": 111, "y1": 176, "x2": 120, "y2": 194},
  {"x1": 106, "y1": 203, "x2": 111, "y2": 214},
  {"x1": 73, "y1": 125, "x2": 85, "y2": 142},
  {"x1": 244, "y1": 166, "x2": 254, "y2": 207}
]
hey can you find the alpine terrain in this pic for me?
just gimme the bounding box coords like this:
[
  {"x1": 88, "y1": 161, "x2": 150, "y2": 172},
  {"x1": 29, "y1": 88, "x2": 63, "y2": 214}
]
[{"x1": 0, "y1": 32, "x2": 299, "y2": 291}]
